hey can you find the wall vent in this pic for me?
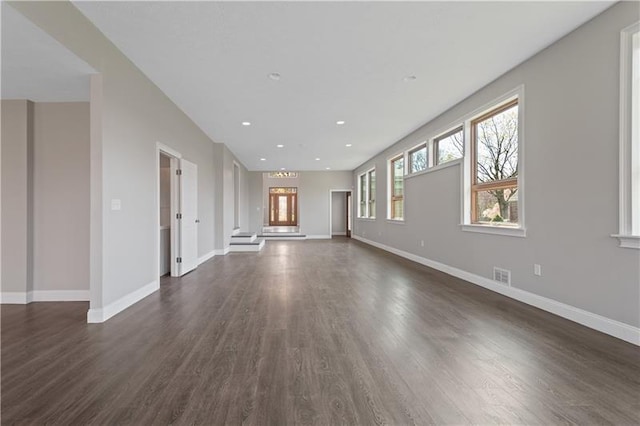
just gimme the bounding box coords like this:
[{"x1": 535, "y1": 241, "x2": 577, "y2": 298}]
[{"x1": 493, "y1": 267, "x2": 511, "y2": 286}]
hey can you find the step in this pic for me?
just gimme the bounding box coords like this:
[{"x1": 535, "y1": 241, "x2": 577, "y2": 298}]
[
  {"x1": 259, "y1": 233, "x2": 307, "y2": 240},
  {"x1": 230, "y1": 232, "x2": 257, "y2": 243},
  {"x1": 229, "y1": 238, "x2": 265, "y2": 252},
  {"x1": 232, "y1": 227, "x2": 241, "y2": 236}
]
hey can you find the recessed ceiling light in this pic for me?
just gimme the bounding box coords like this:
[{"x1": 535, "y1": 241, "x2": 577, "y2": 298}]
[
  {"x1": 345, "y1": 144, "x2": 352, "y2": 147},
  {"x1": 325, "y1": 167, "x2": 331, "y2": 170},
  {"x1": 280, "y1": 167, "x2": 286, "y2": 170},
  {"x1": 403, "y1": 75, "x2": 417, "y2": 82},
  {"x1": 336, "y1": 120, "x2": 345, "y2": 125},
  {"x1": 260, "y1": 158, "x2": 266, "y2": 161},
  {"x1": 276, "y1": 144, "x2": 284, "y2": 148},
  {"x1": 242, "y1": 121, "x2": 251, "y2": 126},
  {"x1": 315, "y1": 158, "x2": 320, "y2": 161},
  {"x1": 268, "y1": 72, "x2": 281, "y2": 81}
]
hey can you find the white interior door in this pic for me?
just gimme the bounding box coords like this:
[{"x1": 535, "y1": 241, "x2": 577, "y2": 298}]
[{"x1": 179, "y1": 159, "x2": 198, "y2": 275}]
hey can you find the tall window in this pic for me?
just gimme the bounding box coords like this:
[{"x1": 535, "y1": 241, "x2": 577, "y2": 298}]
[
  {"x1": 358, "y1": 168, "x2": 375, "y2": 218},
  {"x1": 368, "y1": 169, "x2": 376, "y2": 218},
  {"x1": 471, "y1": 99, "x2": 519, "y2": 225},
  {"x1": 435, "y1": 126, "x2": 464, "y2": 165},
  {"x1": 409, "y1": 143, "x2": 427, "y2": 174},
  {"x1": 390, "y1": 155, "x2": 405, "y2": 220},
  {"x1": 359, "y1": 173, "x2": 367, "y2": 218},
  {"x1": 614, "y1": 23, "x2": 640, "y2": 248}
]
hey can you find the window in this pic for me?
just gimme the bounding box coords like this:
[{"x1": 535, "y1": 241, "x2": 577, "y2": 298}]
[
  {"x1": 470, "y1": 99, "x2": 519, "y2": 226},
  {"x1": 368, "y1": 169, "x2": 376, "y2": 218},
  {"x1": 358, "y1": 168, "x2": 376, "y2": 218},
  {"x1": 434, "y1": 126, "x2": 464, "y2": 165},
  {"x1": 614, "y1": 22, "x2": 640, "y2": 249},
  {"x1": 389, "y1": 155, "x2": 405, "y2": 220},
  {"x1": 358, "y1": 173, "x2": 367, "y2": 218},
  {"x1": 409, "y1": 143, "x2": 427, "y2": 173}
]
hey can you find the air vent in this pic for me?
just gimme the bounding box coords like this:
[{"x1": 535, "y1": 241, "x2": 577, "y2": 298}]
[{"x1": 493, "y1": 267, "x2": 511, "y2": 286}]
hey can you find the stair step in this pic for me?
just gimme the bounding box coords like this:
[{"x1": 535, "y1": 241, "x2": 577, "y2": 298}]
[
  {"x1": 259, "y1": 234, "x2": 307, "y2": 240},
  {"x1": 229, "y1": 238, "x2": 265, "y2": 252},
  {"x1": 231, "y1": 232, "x2": 257, "y2": 243}
]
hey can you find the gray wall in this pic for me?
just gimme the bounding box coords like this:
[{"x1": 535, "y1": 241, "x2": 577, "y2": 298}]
[
  {"x1": 248, "y1": 171, "x2": 352, "y2": 237},
  {"x1": 1, "y1": 100, "x2": 33, "y2": 294},
  {"x1": 33, "y1": 102, "x2": 90, "y2": 292},
  {"x1": 354, "y1": 2, "x2": 640, "y2": 327},
  {"x1": 10, "y1": 2, "x2": 251, "y2": 311}
]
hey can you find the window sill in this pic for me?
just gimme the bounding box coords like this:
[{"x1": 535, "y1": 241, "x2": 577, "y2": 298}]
[
  {"x1": 357, "y1": 217, "x2": 376, "y2": 222},
  {"x1": 460, "y1": 224, "x2": 526, "y2": 238},
  {"x1": 611, "y1": 234, "x2": 640, "y2": 249},
  {"x1": 387, "y1": 219, "x2": 405, "y2": 225}
]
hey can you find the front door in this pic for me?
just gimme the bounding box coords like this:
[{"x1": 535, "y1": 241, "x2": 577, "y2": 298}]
[{"x1": 269, "y1": 187, "x2": 298, "y2": 226}]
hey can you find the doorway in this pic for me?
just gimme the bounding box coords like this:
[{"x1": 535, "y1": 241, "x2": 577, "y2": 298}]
[
  {"x1": 156, "y1": 143, "x2": 199, "y2": 280},
  {"x1": 329, "y1": 189, "x2": 352, "y2": 238},
  {"x1": 269, "y1": 187, "x2": 298, "y2": 226}
]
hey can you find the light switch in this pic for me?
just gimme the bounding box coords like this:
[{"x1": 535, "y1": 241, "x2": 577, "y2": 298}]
[{"x1": 111, "y1": 199, "x2": 122, "y2": 211}]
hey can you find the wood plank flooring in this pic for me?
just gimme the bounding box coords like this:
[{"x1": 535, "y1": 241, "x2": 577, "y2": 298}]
[{"x1": 2, "y1": 237, "x2": 639, "y2": 425}]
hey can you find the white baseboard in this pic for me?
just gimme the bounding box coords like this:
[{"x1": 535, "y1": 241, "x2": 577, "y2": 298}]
[
  {"x1": 33, "y1": 290, "x2": 89, "y2": 302},
  {"x1": 87, "y1": 280, "x2": 159, "y2": 323},
  {"x1": 198, "y1": 250, "x2": 216, "y2": 265},
  {"x1": 353, "y1": 235, "x2": 640, "y2": 346},
  {"x1": 214, "y1": 247, "x2": 230, "y2": 256},
  {"x1": 0, "y1": 291, "x2": 33, "y2": 304},
  {"x1": 306, "y1": 235, "x2": 331, "y2": 240},
  {"x1": 332, "y1": 232, "x2": 347, "y2": 236}
]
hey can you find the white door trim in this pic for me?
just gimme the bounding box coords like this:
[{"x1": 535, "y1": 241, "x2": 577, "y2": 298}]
[
  {"x1": 328, "y1": 189, "x2": 352, "y2": 238},
  {"x1": 156, "y1": 142, "x2": 182, "y2": 285}
]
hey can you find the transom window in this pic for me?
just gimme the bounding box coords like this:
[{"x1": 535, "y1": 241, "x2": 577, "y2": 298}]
[
  {"x1": 389, "y1": 155, "x2": 405, "y2": 220},
  {"x1": 409, "y1": 143, "x2": 427, "y2": 174},
  {"x1": 471, "y1": 99, "x2": 519, "y2": 225},
  {"x1": 434, "y1": 126, "x2": 464, "y2": 165}
]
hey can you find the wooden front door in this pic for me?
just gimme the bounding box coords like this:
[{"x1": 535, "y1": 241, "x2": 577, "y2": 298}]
[{"x1": 269, "y1": 188, "x2": 298, "y2": 226}]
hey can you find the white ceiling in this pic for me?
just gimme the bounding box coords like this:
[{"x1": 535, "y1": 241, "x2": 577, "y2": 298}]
[
  {"x1": 73, "y1": 1, "x2": 613, "y2": 171},
  {"x1": 1, "y1": 3, "x2": 95, "y2": 102}
]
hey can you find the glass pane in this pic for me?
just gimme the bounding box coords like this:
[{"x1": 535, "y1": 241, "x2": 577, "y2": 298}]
[
  {"x1": 475, "y1": 104, "x2": 518, "y2": 183},
  {"x1": 437, "y1": 129, "x2": 464, "y2": 164},
  {"x1": 392, "y1": 198, "x2": 404, "y2": 220},
  {"x1": 410, "y1": 146, "x2": 427, "y2": 173},
  {"x1": 278, "y1": 196, "x2": 288, "y2": 222},
  {"x1": 475, "y1": 187, "x2": 518, "y2": 225},
  {"x1": 291, "y1": 196, "x2": 296, "y2": 222},
  {"x1": 393, "y1": 158, "x2": 404, "y2": 197},
  {"x1": 368, "y1": 170, "x2": 376, "y2": 218},
  {"x1": 270, "y1": 195, "x2": 275, "y2": 222},
  {"x1": 270, "y1": 187, "x2": 297, "y2": 194},
  {"x1": 359, "y1": 174, "x2": 367, "y2": 217}
]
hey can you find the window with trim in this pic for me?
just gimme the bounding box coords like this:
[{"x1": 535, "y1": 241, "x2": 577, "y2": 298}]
[
  {"x1": 368, "y1": 169, "x2": 376, "y2": 218},
  {"x1": 358, "y1": 173, "x2": 367, "y2": 218},
  {"x1": 614, "y1": 22, "x2": 640, "y2": 249},
  {"x1": 471, "y1": 99, "x2": 519, "y2": 226},
  {"x1": 409, "y1": 143, "x2": 427, "y2": 174},
  {"x1": 358, "y1": 169, "x2": 376, "y2": 218},
  {"x1": 389, "y1": 155, "x2": 405, "y2": 220},
  {"x1": 435, "y1": 126, "x2": 464, "y2": 165}
]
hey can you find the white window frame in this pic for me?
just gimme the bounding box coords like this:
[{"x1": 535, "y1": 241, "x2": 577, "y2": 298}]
[
  {"x1": 388, "y1": 153, "x2": 406, "y2": 221},
  {"x1": 434, "y1": 125, "x2": 464, "y2": 166},
  {"x1": 357, "y1": 167, "x2": 376, "y2": 219},
  {"x1": 613, "y1": 22, "x2": 640, "y2": 249},
  {"x1": 408, "y1": 142, "x2": 428, "y2": 175},
  {"x1": 461, "y1": 85, "x2": 526, "y2": 237}
]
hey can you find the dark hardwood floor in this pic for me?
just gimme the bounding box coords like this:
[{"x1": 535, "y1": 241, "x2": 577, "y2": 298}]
[{"x1": 2, "y1": 238, "x2": 639, "y2": 425}]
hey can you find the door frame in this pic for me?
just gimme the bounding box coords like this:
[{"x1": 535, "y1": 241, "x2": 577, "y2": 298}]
[
  {"x1": 268, "y1": 187, "x2": 298, "y2": 226},
  {"x1": 328, "y1": 189, "x2": 352, "y2": 238},
  {"x1": 156, "y1": 142, "x2": 182, "y2": 282}
]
